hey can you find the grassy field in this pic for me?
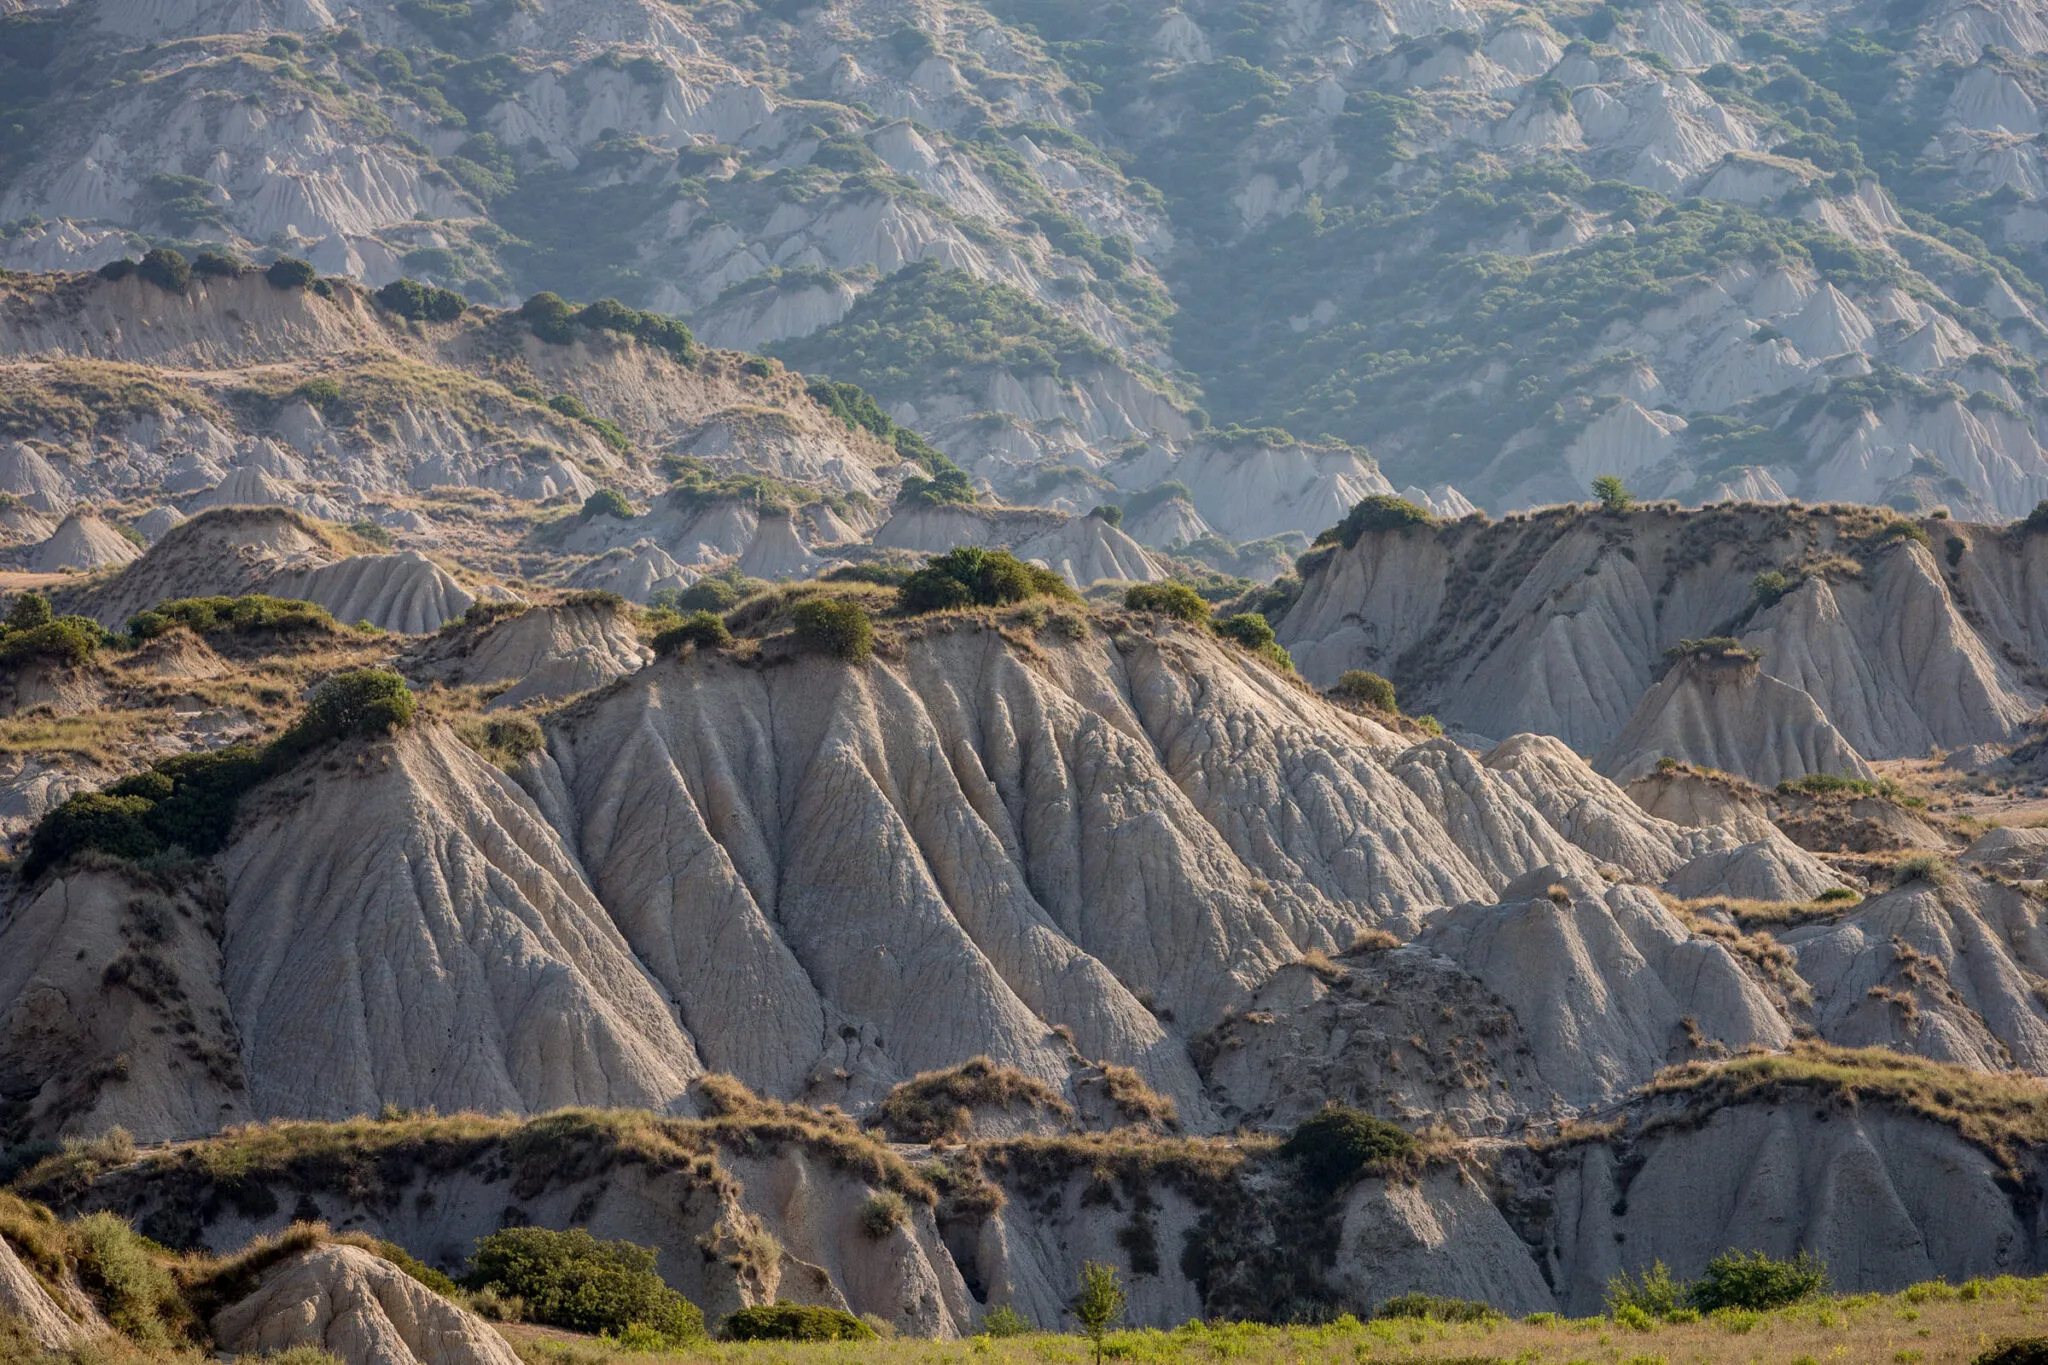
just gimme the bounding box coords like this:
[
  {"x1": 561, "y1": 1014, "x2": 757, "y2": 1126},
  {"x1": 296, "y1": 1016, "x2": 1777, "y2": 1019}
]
[{"x1": 502, "y1": 1275, "x2": 2048, "y2": 1365}]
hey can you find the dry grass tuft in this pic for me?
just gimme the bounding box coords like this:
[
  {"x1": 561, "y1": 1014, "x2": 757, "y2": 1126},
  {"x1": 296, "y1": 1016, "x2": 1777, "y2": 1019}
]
[{"x1": 874, "y1": 1057, "x2": 1074, "y2": 1143}]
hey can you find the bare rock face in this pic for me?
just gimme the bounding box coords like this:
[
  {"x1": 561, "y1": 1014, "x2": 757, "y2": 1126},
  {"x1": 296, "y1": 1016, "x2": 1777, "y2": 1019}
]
[
  {"x1": 404, "y1": 599, "x2": 647, "y2": 707},
  {"x1": 1280, "y1": 507, "x2": 2043, "y2": 762},
  {"x1": 212, "y1": 1244, "x2": 522, "y2": 1365},
  {"x1": 1522, "y1": 1098, "x2": 2030, "y2": 1314},
  {"x1": 24, "y1": 513, "x2": 141, "y2": 572},
  {"x1": 216, "y1": 728, "x2": 700, "y2": 1123},
  {"x1": 1598, "y1": 652, "x2": 1873, "y2": 786},
  {"x1": 530, "y1": 622, "x2": 1736, "y2": 1119}
]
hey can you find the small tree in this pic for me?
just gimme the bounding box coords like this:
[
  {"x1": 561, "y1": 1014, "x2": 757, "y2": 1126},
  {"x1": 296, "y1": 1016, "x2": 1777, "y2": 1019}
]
[
  {"x1": 1592, "y1": 474, "x2": 1634, "y2": 514},
  {"x1": 580, "y1": 488, "x2": 633, "y2": 521},
  {"x1": 1092, "y1": 504, "x2": 1123, "y2": 527},
  {"x1": 6, "y1": 592, "x2": 52, "y2": 631},
  {"x1": 137, "y1": 247, "x2": 191, "y2": 292},
  {"x1": 1069, "y1": 1261, "x2": 1125, "y2": 1365},
  {"x1": 792, "y1": 597, "x2": 873, "y2": 662},
  {"x1": 266, "y1": 257, "x2": 317, "y2": 290},
  {"x1": 1332, "y1": 670, "x2": 1397, "y2": 712}
]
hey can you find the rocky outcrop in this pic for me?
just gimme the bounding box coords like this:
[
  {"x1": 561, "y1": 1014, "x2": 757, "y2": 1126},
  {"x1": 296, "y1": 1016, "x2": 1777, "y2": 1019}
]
[
  {"x1": 405, "y1": 599, "x2": 647, "y2": 707},
  {"x1": 1281, "y1": 505, "x2": 2044, "y2": 760},
  {"x1": 212, "y1": 1245, "x2": 521, "y2": 1365},
  {"x1": 23, "y1": 514, "x2": 141, "y2": 572},
  {"x1": 1597, "y1": 651, "x2": 1874, "y2": 786}
]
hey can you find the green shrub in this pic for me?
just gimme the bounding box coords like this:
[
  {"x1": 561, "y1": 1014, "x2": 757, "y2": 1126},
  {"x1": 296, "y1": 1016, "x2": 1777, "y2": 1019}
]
[
  {"x1": 192, "y1": 251, "x2": 245, "y2": 278},
  {"x1": 1976, "y1": 1339, "x2": 2048, "y2": 1365},
  {"x1": 266, "y1": 257, "x2": 317, "y2": 290},
  {"x1": 1325, "y1": 494, "x2": 1434, "y2": 548},
  {"x1": 129, "y1": 595, "x2": 335, "y2": 640},
  {"x1": 2022, "y1": 501, "x2": 2048, "y2": 535},
  {"x1": 580, "y1": 488, "x2": 634, "y2": 521},
  {"x1": 5, "y1": 592, "x2": 50, "y2": 630},
  {"x1": 653, "y1": 571, "x2": 761, "y2": 615},
  {"x1": 375, "y1": 278, "x2": 466, "y2": 322},
  {"x1": 22, "y1": 794, "x2": 159, "y2": 878},
  {"x1": 0, "y1": 616, "x2": 107, "y2": 668},
  {"x1": 1593, "y1": 474, "x2": 1634, "y2": 514},
  {"x1": 1690, "y1": 1250, "x2": 1828, "y2": 1312},
  {"x1": 521, "y1": 291, "x2": 579, "y2": 344},
  {"x1": 137, "y1": 248, "x2": 191, "y2": 292},
  {"x1": 895, "y1": 466, "x2": 978, "y2": 507},
  {"x1": 1374, "y1": 1293, "x2": 1500, "y2": 1323},
  {"x1": 69, "y1": 1212, "x2": 184, "y2": 1345},
  {"x1": 454, "y1": 716, "x2": 545, "y2": 772},
  {"x1": 896, "y1": 547, "x2": 1075, "y2": 614},
  {"x1": 1331, "y1": 670, "x2": 1397, "y2": 711},
  {"x1": 1751, "y1": 571, "x2": 1795, "y2": 608},
  {"x1": 1124, "y1": 582, "x2": 1210, "y2": 623},
  {"x1": 573, "y1": 298, "x2": 698, "y2": 364},
  {"x1": 792, "y1": 598, "x2": 873, "y2": 662},
  {"x1": 465, "y1": 1228, "x2": 704, "y2": 1345},
  {"x1": 1213, "y1": 612, "x2": 1292, "y2": 670},
  {"x1": 978, "y1": 1305, "x2": 1031, "y2": 1337},
  {"x1": 1279, "y1": 1103, "x2": 1418, "y2": 1193},
  {"x1": 720, "y1": 1304, "x2": 875, "y2": 1342},
  {"x1": 859, "y1": 1191, "x2": 908, "y2": 1239},
  {"x1": 652, "y1": 611, "x2": 731, "y2": 655},
  {"x1": 279, "y1": 669, "x2": 416, "y2": 754},
  {"x1": 1606, "y1": 1261, "x2": 1689, "y2": 1321},
  {"x1": 1091, "y1": 504, "x2": 1122, "y2": 527}
]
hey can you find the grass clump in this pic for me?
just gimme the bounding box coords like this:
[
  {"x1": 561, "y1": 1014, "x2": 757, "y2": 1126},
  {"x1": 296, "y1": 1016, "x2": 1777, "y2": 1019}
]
[
  {"x1": 896, "y1": 547, "x2": 1077, "y2": 614},
  {"x1": 858, "y1": 1191, "x2": 908, "y2": 1239},
  {"x1": 464, "y1": 1227, "x2": 704, "y2": 1345},
  {"x1": 874, "y1": 1056, "x2": 1074, "y2": 1142},
  {"x1": 791, "y1": 598, "x2": 873, "y2": 662},
  {"x1": 978, "y1": 1306, "x2": 1032, "y2": 1337},
  {"x1": 454, "y1": 715, "x2": 545, "y2": 771},
  {"x1": 720, "y1": 1304, "x2": 876, "y2": 1341},
  {"x1": 69, "y1": 1211, "x2": 190, "y2": 1345},
  {"x1": 1279, "y1": 1103, "x2": 1418, "y2": 1194},
  {"x1": 1375, "y1": 1293, "x2": 1501, "y2": 1323}
]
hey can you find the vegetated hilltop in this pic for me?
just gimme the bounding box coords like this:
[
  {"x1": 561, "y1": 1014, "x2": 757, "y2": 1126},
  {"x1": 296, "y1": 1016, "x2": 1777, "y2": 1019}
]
[
  {"x1": 1277, "y1": 496, "x2": 2048, "y2": 775},
  {"x1": 10, "y1": 0, "x2": 2048, "y2": 515}
]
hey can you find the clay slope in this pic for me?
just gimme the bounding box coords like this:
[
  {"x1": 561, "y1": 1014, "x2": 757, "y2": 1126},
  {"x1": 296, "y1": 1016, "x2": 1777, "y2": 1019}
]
[
  {"x1": 404, "y1": 598, "x2": 647, "y2": 707},
  {"x1": 1598, "y1": 651, "x2": 1873, "y2": 786},
  {"x1": 1281, "y1": 503, "x2": 2041, "y2": 765},
  {"x1": 213, "y1": 1244, "x2": 521, "y2": 1365},
  {"x1": 528, "y1": 616, "x2": 1781, "y2": 1119},
  {"x1": 68, "y1": 507, "x2": 493, "y2": 634}
]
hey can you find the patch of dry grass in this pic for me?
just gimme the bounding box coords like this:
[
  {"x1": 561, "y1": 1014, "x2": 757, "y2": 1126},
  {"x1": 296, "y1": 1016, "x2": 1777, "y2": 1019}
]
[
  {"x1": 875, "y1": 1058, "x2": 1075, "y2": 1143},
  {"x1": 1645, "y1": 1042, "x2": 2048, "y2": 1175}
]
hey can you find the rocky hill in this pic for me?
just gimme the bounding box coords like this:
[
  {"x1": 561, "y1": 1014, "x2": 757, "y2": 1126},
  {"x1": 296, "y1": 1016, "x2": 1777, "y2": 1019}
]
[
  {"x1": 10, "y1": 0, "x2": 2048, "y2": 515},
  {"x1": 1279, "y1": 499, "x2": 2048, "y2": 779}
]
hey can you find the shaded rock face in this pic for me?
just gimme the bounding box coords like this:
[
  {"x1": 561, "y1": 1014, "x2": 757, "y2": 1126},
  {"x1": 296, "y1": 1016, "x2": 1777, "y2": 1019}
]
[
  {"x1": 1281, "y1": 505, "x2": 2041, "y2": 769},
  {"x1": 1510, "y1": 1100, "x2": 2032, "y2": 1314},
  {"x1": 403, "y1": 599, "x2": 647, "y2": 707},
  {"x1": 212, "y1": 1245, "x2": 523, "y2": 1365}
]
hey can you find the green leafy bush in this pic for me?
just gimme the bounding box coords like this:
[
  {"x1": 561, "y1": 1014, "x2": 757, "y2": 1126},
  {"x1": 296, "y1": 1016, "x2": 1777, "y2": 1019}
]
[
  {"x1": 192, "y1": 250, "x2": 245, "y2": 278},
  {"x1": 521, "y1": 292, "x2": 696, "y2": 362},
  {"x1": 580, "y1": 488, "x2": 634, "y2": 521},
  {"x1": 1751, "y1": 570, "x2": 1796, "y2": 608},
  {"x1": 1213, "y1": 612, "x2": 1293, "y2": 670},
  {"x1": 1324, "y1": 494, "x2": 1434, "y2": 548},
  {"x1": 277, "y1": 669, "x2": 416, "y2": 756},
  {"x1": 978, "y1": 1305, "x2": 1031, "y2": 1337},
  {"x1": 652, "y1": 570, "x2": 762, "y2": 615},
  {"x1": 68, "y1": 1212, "x2": 184, "y2": 1345},
  {"x1": 792, "y1": 598, "x2": 873, "y2": 662},
  {"x1": 0, "y1": 615, "x2": 108, "y2": 668},
  {"x1": 520, "y1": 291, "x2": 579, "y2": 344},
  {"x1": 266, "y1": 257, "x2": 317, "y2": 290},
  {"x1": 897, "y1": 547, "x2": 1075, "y2": 614},
  {"x1": 137, "y1": 248, "x2": 191, "y2": 292},
  {"x1": 1606, "y1": 1261, "x2": 1689, "y2": 1321},
  {"x1": 22, "y1": 794, "x2": 159, "y2": 877},
  {"x1": 129, "y1": 595, "x2": 335, "y2": 640},
  {"x1": 465, "y1": 1228, "x2": 704, "y2": 1344},
  {"x1": 895, "y1": 466, "x2": 978, "y2": 507},
  {"x1": 1976, "y1": 1339, "x2": 2048, "y2": 1365},
  {"x1": 653, "y1": 611, "x2": 732, "y2": 655},
  {"x1": 6, "y1": 592, "x2": 51, "y2": 630},
  {"x1": 1092, "y1": 504, "x2": 1123, "y2": 527},
  {"x1": 1331, "y1": 670, "x2": 1397, "y2": 711},
  {"x1": 720, "y1": 1304, "x2": 875, "y2": 1342},
  {"x1": 1124, "y1": 582, "x2": 1210, "y2": 623},
  {"x1": 1593, "y1": 474, "x2": 1635, "y2": 514},
  {"x1": 1690, "y1": 1250, "x2": 1828, "y2": 1312},
  {"x1": 374, "y1": 278, "x2": 467, "y2": 322},
  {"x1": 1279, "y1": 1103, "x2": 1418, "y2": 1193}
]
